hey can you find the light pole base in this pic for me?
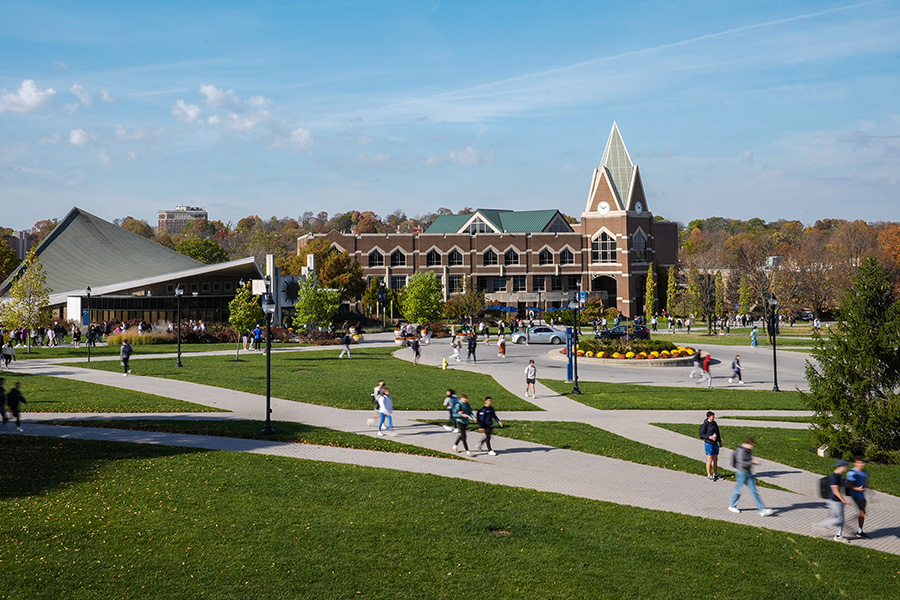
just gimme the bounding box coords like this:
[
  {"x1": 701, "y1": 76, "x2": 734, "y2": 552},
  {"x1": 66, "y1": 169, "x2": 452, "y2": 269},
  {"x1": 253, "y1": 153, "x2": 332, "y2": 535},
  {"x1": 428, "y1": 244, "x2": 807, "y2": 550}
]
[
  {"x1": 571, "y1": 386, "x2": 582, "y2": 395},
  {"x1": 261, "y1": 422, "x2": 276, "y2": 435},
  {"x1": 772, "y1": 385, "x2": 780, "y2": 392},
  {"x1": 176, "y1": 360, "x2": 183, "y2": 368}
]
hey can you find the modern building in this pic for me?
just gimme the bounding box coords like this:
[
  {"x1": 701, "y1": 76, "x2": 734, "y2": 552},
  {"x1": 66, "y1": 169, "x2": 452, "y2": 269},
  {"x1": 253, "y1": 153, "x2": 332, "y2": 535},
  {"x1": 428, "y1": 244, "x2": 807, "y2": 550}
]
[
  {"x1": 300, "y1": 123, "x2": 678, "y2": 318},
  {"x1": 158, "y1": 205, "x2": 208, "y2": 234},
  {"x1": 1, "y1": 230, "x2": 30, "y2": 260}
]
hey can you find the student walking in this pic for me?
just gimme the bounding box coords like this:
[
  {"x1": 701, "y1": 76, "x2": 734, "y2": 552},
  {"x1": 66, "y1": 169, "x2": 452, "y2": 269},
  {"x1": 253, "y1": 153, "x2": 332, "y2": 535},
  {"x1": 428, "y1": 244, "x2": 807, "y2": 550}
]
[
  {"x1": 466, "y1": 335, "x2": 477, "y2": 363},
  {"x1": 339, "y1": 331, "x2": 352, "y2": 358},
  {"x1": 729, "y1": 355, "x2": 744, "y2": 384},
  {"x1": 524, "y1": 360, "x2": 537, "y2": 398},
  {"x1": 699, "y1": 411, "x2": 722, "y2": 481},
  {"x1": 697, "y1": 352, "x2": 712, "y2": 387},
  {"x1": 120, "y1": 340, "x2": 133, "y2": 376},
  {"x1": 847, "y1": 457, "x2": 870, "y2": 539},
  {"x1": 728, "y1": 438, "x2": 775, "y2": 516},
  {"x1": 689, "y1": 350, "x2": 703, "y2": 379},
  {"x1": 367, "y1": 380, "x2": 385, "y2": 426},
  {"x1": 819, "y1": 460, "x2": 852, "y2": 543},
  {"x1": 452, "y1": 394, "x2": 476, "y2": 455},
  {"x1": 497, "y1": 335, "x2": 506, "y2": 359},
  {"x1": 375, "y1": 386, "x2": 394, "y2": 436},
  {"x1": 449, "y1": 335, "x2": 462, "y2": 362},
  {"x1": 5, "y1": 381, "x2": 27, "y2": 432},
  {"x1": 750, "y1": 326, "x2": 759, "y2": 347},
  {"x1": 475, "y1": 397, "x2": 503, "y2": 456},
  {"x1": 0, "y1": 377, "x2": 6, "y2": 425},
  {"x1": 411, "y1": 337, "x2": 421, "y2": 365},
  {"x1": 2, "y1": 342, "x2": 15, "y2": 368},
  {"x1": 443, "y1": 389, "x2": 459, "y2": 432}
]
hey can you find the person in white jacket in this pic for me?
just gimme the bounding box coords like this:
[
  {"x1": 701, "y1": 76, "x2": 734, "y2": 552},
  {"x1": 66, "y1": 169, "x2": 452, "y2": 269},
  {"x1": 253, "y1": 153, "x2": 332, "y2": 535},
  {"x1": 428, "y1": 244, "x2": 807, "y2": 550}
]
[{"x1": 376, "y1": 387, "x2": 394, "y2": 436}]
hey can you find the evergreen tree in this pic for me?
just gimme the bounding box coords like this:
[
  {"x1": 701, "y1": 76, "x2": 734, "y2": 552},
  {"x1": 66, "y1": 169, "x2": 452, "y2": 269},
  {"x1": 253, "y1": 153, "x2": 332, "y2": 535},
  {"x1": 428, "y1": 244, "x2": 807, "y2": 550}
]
[
  {"x1": 666, "y1": 266, "x2": 677, "y2": 315},
  {"x1": 739, "y1": 274, "x2": 752, "y2": 314},
  {"x1": 400, "y1": 272, "x2": 444, "y2": 324},
  {"x1": 0, "y1": 249, "x2": 51, "y2": 353},
  {"x1": 228, "y1": 283, "x2": 264, "y2": 360},
  {"x1": 644, "y1": 263, "x2": 657, "y2": 318},
  {"x1": 804, "y1": 257, "x2": 900, "y2": 462}
]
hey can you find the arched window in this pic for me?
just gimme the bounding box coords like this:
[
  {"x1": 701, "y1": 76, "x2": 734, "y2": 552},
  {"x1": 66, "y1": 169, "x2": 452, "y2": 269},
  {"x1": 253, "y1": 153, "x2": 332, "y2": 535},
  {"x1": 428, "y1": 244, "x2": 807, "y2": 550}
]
[
  {"x1": 539, "y1": 248, "x2": 553, "y2": 265},
  {"x1": 368, "y1": 250, "x2": 384, "y2": 267},
  {"x1": 466, "y1": 217, "x2": 491, "y2": 234},
  {"x1": 483, "y1": 249, "x2": 498, "y2": 266},
  {"x1": 448, "y1": 249, "x2": 463, "y2": 266},
  {"x1": 391, "y1": 250, "x2": 406, "y2": 267},
  {"x1": 591, "y1": 233, "x2": 617, "y2": 263},
  {"x1": 504, "y1": 248, "x2": 519, "y2": 265},
  {"x1": 560, "y1": 248, "x2": 575, "y2": 264},
  {"x1": 426, "y1": 249, "x2": 441, "y2": 267}
]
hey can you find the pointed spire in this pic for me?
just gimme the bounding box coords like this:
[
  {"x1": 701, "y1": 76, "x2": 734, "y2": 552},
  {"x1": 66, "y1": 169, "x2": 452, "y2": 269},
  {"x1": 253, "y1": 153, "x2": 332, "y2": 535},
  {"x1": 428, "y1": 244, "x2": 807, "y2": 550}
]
[{"x1": 599, "y1": 122, "x2": 634, "y2": 206}]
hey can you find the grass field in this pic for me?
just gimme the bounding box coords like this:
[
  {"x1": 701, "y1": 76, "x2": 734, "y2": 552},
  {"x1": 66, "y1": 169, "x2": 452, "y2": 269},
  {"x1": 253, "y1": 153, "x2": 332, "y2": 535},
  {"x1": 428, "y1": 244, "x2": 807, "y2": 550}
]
[
  {"x1": 541, "y1": 379, "x2": 806, "y2": 410},
  {"x1": 657, "y1": 423, "x2": 900, "y2": 498},
  {"x1": 9, "y1": 341, "x2": 253, "y2": 360},
  {"x1": 0, "y1": 371, "x2": 220, "y2": 413},
  {"x1": 40, "y1": 419, "x2": 458, "y2": 459},
  {"x1": 77, "y1": 347, "x2": 540, "y2": 411},
  {"x1": 1, "y1": 436, "x2": 896, "y2": 600}
]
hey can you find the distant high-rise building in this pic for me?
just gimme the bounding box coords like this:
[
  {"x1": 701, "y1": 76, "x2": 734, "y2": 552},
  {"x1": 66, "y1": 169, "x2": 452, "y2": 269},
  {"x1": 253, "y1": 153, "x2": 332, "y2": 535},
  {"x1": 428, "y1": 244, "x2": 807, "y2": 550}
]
[{"x1": 158, "y1": 205, "x2": 208, "y2": 234}]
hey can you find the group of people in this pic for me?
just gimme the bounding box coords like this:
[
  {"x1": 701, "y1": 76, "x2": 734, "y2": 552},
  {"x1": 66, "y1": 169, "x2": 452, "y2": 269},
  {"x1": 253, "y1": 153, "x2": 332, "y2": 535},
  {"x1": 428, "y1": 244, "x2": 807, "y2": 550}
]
[
  {"x1": 442, "y1": 389, "x2": 503, "y2": 455},
  {"x1": 0, "y1": 378, "x2": 27, "y2": 432},
  {"x1": 689, "y1": 350, "x2": 745, "y2": 387},
  {"x1": 701, "y1": 411, "x2": 871, "y2": 541}
]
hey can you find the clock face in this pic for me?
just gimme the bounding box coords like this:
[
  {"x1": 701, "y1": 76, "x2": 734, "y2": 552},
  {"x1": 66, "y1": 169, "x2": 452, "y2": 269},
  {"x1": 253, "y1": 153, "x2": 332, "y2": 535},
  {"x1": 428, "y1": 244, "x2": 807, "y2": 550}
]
[
  {"x1": 598, "y1": 201, "x2": 610, "y2": 215},
  {"x1": 635, "y1": 201, "x2": 644, "y2": 215}
]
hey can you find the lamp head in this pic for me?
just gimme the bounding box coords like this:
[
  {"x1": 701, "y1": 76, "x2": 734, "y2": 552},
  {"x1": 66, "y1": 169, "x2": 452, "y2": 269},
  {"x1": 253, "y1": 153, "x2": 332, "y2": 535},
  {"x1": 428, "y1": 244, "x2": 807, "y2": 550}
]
[
  {"x1": 175, "y1": 284, "x2": 184, "y2": 297},
  {"x1": 262, "y1": 292, "x2": 276, "y2": 315},
  {"x1": 86, "y1": 286, "x2": 91, "y2": 295}
]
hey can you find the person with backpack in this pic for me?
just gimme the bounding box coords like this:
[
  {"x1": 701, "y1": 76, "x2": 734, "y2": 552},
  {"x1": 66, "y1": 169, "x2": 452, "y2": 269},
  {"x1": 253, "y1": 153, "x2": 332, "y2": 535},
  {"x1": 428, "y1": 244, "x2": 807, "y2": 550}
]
[
  {"x1": 699, "y1": 411, "x2": 723, "y2": 481},
  {"x1": 729, "y1": 355, "x2": 744, "y2": 384},
  {"x1": 819, "y1": 460, "x2": 852, "y2": 543},
  {"x1": 120, "y1": 340, "x2": 133, "y2": 376},
  {"x1": 475, "y1": 397, "x2": 503, "y2": 456},
  {"x1": 442, "y1": 389, "x2": 459, "y2": 432},
  {"x1": 727, "y1": 438, "x2": 774, "y2": 516},
  {"x1": 339, "y1": 330, "x2": 352, "y2": 359},
  {"x1": 452, "y1": 394, "x2": 476, "y2": 455}
]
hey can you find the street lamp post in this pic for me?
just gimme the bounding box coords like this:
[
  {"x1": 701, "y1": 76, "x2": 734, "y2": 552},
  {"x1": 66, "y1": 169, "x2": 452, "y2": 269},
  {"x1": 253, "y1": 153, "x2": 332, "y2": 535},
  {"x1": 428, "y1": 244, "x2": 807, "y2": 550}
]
[
  {"x1": 769, "y1": 293, "x2": 780, "y2": 392},
  {"x1": 571, "y1": 288, "x2": 582, "y2": 395},
  {"x1": 262, "y1": 291, "x2": 277, "y2": 435},
  {"x1": 175, "y1": 284, "x2": 184, "y2": 367},
  {"x1": 85, "y1": 286, "x2": 91, "y2": 363},
  {"x1": 379, "y1": 280, "x2": 386, "y2": 331}
]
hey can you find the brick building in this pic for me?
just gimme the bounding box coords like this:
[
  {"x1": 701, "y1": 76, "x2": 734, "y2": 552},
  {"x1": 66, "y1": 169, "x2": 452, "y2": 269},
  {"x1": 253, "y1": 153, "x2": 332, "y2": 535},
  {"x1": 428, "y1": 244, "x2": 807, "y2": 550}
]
[{"x1": 299, "y1": 123, "x2": 678, "y2": 318}]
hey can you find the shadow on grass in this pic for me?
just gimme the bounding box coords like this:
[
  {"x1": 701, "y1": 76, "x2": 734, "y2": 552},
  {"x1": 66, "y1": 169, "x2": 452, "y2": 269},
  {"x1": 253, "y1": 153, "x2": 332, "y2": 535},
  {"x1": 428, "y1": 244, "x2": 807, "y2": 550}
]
[{"x1": 0, "y1": 436, "x2": 204, "y2": 500}]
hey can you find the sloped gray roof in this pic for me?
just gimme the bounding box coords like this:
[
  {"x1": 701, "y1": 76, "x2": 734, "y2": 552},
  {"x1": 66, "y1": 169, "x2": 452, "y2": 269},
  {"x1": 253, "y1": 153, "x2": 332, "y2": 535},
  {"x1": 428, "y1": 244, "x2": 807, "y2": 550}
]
[
  {"x1": 1, "y1": 207, "x2": 202, "y2": 297},
  {"x1": 599, "y1": 122, "x2": 634, "y2": 206}
]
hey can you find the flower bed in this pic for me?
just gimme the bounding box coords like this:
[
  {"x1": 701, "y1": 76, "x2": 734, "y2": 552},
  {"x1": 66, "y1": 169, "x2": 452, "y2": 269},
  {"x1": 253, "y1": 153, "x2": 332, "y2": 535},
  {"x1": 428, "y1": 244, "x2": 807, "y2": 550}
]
[{"x1": 562, "y1": 344, "x2": 696, "y2": 361}]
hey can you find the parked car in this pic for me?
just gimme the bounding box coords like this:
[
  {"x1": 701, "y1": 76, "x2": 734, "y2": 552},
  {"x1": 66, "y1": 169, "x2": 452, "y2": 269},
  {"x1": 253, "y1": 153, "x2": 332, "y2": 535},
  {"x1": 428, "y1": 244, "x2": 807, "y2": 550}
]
[
  {"x1": 595, "y1": 324, "x2": 651, "y2": 341},
  {"x1": 510, "y1": 326, "x2": 568, "y2": 345}
]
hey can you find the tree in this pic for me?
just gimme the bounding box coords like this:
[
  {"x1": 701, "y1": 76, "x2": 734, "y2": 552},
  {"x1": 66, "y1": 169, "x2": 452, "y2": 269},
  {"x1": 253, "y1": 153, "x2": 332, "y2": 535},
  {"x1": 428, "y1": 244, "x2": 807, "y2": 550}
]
[
  {"x1": 643, "y1": 263, "x2": 657, "y2": 317},
  {"x1": 666, "y1": 266, "x2": 677, "y2": 315},
  {"x1": 293, "y1": 277, "x2": 340, "y2": 331},
  {"x1": 400, "y1": 272, "x2": 444, "y2": 323},
  {"x1": 0, "y1": 241, "x2": 21, "y2": 282},
  {"x1": 446, "y1": 275, "x2": 484, "y2": 323},
  {"x1": 715, "y1": 271, "x2": 725, "y2": 316},
  {"x1": 739, "y1": 274, "x2": 752, "y2": 315},
  {"x1": 175, "y1": 238, "x2": 229, "y2": 264},
  {"x1": 228, "y1": 283, "x2": 264, "y2": 360},
  {"x1": 289, "y1": 238, "x2": 365, "y2": 302},
  {"x1": 0, "y1": 249, "x2": 51, "y2": 353},
  {"x1": 804, "y1": 258, "x2": 900, "y2": 463},
  {"x1": 119, "y1": 217, "x2": 154, "y2": 238}
]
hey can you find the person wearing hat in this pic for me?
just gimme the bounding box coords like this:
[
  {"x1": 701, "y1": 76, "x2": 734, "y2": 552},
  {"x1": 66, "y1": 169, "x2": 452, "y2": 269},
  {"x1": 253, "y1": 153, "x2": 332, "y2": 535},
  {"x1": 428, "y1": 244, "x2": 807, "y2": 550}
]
[{"x1": 820, "y1": 459, "x2": 852, "y2": 543}]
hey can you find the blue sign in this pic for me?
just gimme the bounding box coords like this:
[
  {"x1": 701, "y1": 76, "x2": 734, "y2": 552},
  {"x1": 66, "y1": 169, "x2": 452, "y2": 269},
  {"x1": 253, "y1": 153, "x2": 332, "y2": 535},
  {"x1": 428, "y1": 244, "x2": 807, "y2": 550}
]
[
  {"x1": 580, "y1": 290, "x2": 587, "y2": 302},
  {"x1": 82, "y1": 310, "x2": 90, "y2": 326}
]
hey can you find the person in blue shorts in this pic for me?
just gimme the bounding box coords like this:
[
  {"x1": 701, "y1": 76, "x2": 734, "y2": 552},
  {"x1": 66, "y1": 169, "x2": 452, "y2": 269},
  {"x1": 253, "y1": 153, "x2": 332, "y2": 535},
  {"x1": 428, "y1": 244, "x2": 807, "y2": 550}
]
[{"x1": 699, "y1": 411, "x2": 723, "y2": 481}]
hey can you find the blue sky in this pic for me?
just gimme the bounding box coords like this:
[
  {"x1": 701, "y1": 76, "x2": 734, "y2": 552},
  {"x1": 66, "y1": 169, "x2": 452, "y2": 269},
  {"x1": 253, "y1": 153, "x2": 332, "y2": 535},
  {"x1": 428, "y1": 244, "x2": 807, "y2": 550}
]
[{"x1": 2, "y1": 0, "x2": 898, "y2": 231}]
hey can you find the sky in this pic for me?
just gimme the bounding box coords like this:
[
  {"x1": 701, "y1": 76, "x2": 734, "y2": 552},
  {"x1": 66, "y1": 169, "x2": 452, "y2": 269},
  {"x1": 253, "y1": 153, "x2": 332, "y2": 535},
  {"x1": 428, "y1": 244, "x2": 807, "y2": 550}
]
[{"x1": 1, "y1": 0, "x2": 899, "y2": 231}]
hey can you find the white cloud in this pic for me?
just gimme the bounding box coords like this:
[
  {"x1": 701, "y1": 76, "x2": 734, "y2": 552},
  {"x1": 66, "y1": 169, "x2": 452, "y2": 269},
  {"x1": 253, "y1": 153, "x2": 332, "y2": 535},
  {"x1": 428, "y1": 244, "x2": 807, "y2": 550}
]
[
  {"x1": 39, "y1": 133, "x2": 61, "y2": 145},
  {"x1": 358, "y1": 153, "x2": 392, "y2": 165},
  {"x1": 96, "y1": 149, "x2": 111, "y2": 166},
  {"x1": 198, "y1": 83, "x2": 234, "y2": 106},
  {"x1": 742, "y1": 150, "x2": 754, "y2": 166},
  {"x1": 247, "y1": 95, "x2": 273, "y2": 108},
  {"x1": 218, "y1": 110, "x2": 271, "y2": 132},
  {"x1": 0, "y1": 79, "x2": 56, "y2": 114},
  {"x1": 207, "y1": 115, "x2": 221, "y2": 126},
  {"x1": 172, "y1": 99, "x2": 202, "y2": 123},
  {"x1": 100, "y1": 89, "x2": 114, "y2": 102},
  {"x1": 71, "y1": 83, "x2": 93, "y2": 106},
  {"x1": 69, "y1": 129, "x2": 89, "y2": 146},
  {"x1": 64, "y1": 102, "x2": 80, "y2": 114},
  {"x1": 114, "y1": 125, "x2": 147, "y2": 140},
  {"x1": 290, "y1": 127, "x2": 313, "y2": 147},
  {"x1": 449, "y1": 146, "x2": 494, "y2": 167}
]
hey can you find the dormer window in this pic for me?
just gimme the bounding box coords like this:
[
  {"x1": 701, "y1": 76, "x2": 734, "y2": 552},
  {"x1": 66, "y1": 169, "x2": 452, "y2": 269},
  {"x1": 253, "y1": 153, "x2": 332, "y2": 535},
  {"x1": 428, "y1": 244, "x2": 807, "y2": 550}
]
[{"x1": 466, "y1": 217, "x2": 491, "y2": 234}]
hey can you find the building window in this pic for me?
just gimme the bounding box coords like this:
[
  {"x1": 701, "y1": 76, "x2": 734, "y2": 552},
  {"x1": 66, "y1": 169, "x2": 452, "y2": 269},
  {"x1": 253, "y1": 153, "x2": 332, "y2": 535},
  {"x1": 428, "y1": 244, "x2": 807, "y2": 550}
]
[
  {"x1": 466, "y1": 217, "x2": 491, "y2": 234},
  {"x1": 512, "y1": 275, "x2": 526, "y2": 292},
  {"x1": 483, "y1": 249, "x2": 498, "y2": 266},
  {"x1": 567, "y1": 275, "x2": 580, "y2": 291},
  {"x1": 213, "y1": 282, "x2": 221, "y2": 292},
  {"x1": 477, "y1": 276, "x2": 489, "y2": 291},
  {"x1": 390, "y1": 275, "x2": 406, "y2": 291},
  {"x1": 426, "y1": 249, "x2": 441, "y2": 267},
  {"x1": 391, "y1": 250, "x2": 406, "y2": 267},
  {"x1": 448, "y1": 249, "x2": 463, "y2": 266},
  {"x1": 592, "y1": 232, "x2": 617, "y2": 263},
  {"x1": 551, "y1": 277, "x2": 563, "y2": 291},
  {"x1": 632, "y1": 231, "x2": 650, "y2": 263},
  {"x1": 224, "y1": 282, "x2": 233, "y2": 292},
  {"x1": 493, "y1": 277, "x2": 506, "y2": 292},
  {"x1": 448, "y1": 275, "x2": 462, "y2": 293},
  {"x1": 369, "y1": 250, "x2": 384, "y2": 267},
  {"x1": 202, "y1": 282, "x2": 211, "y2": 293},
  {"x1": 633, "y1": 231, "x2": 646, "y2": 251},
  {"x1": 533, "y1": 275, "x2": 545, "y2": 291},
  {"x1": 560, "y1": 248, "x2": 575, "y2": 264},
  {"x1": 504, "y1": 248, "x2": 519, "y2": 265},
  {"x1": 538, "y1": 249, "x2": 553, "y2": 265}
]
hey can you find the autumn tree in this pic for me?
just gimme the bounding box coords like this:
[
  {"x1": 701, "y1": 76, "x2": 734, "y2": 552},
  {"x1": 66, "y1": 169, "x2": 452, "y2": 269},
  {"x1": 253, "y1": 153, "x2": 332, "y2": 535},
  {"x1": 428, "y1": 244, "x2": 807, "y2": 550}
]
[
  {"x1": 0, "y1": 249, "x2": 51, "y2": 352},
  {"x1": 0, "y1": 241, "x2": 20, "y2": 282},
  {"x1": 446, "y1": 275, "x2": 483, "y2": 324},
  {"x1": 715, "y1": 271, "x2": 725, "y2": 316},
  {"x1": 118, "y1": 217, "x2": 154, "y2": 238},
  {"x1": 176, "y1": 238, "x2": 229, "y2": 264}
]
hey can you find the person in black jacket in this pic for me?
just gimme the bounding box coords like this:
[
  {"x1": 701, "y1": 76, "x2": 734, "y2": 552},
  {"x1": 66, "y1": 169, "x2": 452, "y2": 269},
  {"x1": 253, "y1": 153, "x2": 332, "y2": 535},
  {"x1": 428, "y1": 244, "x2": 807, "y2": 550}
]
[
  {"x1": 466, "y1": 334, "x2": 478, "y2": 364},
  {"x1": 0, "y1": 377, "x2": 7, "y2": 425},
  {"x1": 6, "y1": 381, "x2": 27, "y2": 432},
  {"x1": 699, "y1": 411, "x2": 723, "y2": 481},
  {"x1": 475, "y1": 397, "x2": 504, "y2": 456}
]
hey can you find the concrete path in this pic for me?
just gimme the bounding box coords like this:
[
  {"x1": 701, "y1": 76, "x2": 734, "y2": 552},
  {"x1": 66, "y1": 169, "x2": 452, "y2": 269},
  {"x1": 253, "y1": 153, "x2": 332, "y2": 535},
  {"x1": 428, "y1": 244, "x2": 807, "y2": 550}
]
[{"x1": 6, "y1": 335, "x2": 899, "y2": 556}]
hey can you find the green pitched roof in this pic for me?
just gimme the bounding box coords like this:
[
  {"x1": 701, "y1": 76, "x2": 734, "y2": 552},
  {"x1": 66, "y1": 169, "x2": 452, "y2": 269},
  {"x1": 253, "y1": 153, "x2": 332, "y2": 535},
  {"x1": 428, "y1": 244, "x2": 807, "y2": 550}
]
[{"x1": 425, "y1": 209, "x2": 572, "y2": 234}]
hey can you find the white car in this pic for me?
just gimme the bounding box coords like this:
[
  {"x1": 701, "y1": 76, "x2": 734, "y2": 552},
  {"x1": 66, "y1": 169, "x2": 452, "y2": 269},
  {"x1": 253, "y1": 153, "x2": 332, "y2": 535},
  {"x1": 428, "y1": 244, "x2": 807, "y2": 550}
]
[{"x1": 510, "y1": 326, "x2": 568, "y2": 345}]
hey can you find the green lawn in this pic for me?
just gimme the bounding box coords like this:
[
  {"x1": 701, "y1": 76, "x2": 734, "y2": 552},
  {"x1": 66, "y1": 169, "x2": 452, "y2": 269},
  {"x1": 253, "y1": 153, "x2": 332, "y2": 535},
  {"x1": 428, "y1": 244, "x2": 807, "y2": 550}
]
[
  {"x1": 40, "y1": 419, "x2": 458, "y2": 459},
  {"x1": 719, "y1": 415, "x2": 813, "y2": 423},
  {"x1": 0, "y1": 371, "x2": 220, "y2": 413},
  {"x1": 12, "y1": 341, "x2": 259, "y2": 360},
  {"x1": 76, "y1": 347, "x2": 540, "y2": 411},
  {"x1": 664, "y1": 333, "x2": 818, "y2": 348},
  {"x1": 541, "y1": 380, "x2": 806, "y2": 410},
  {"x1": 656, "y1": 423, "x2": 900, "y2": 498},
  {"x1": 1, "y1": 437, "x2": 896, "y2": 600}
]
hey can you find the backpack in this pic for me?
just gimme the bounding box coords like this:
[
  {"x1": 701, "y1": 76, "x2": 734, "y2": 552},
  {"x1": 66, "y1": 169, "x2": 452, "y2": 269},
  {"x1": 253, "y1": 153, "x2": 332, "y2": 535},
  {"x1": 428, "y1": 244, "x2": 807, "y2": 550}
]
[{"x1": 819, "y1": 476, "x2": 833, "y2": 499}]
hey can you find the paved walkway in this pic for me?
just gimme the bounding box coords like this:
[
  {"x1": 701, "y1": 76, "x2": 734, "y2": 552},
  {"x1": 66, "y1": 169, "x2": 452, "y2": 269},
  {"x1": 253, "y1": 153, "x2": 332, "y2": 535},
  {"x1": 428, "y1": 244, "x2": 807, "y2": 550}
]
[{"x1": 6, "y1": 335, "x2": 899, "y2": 555}]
